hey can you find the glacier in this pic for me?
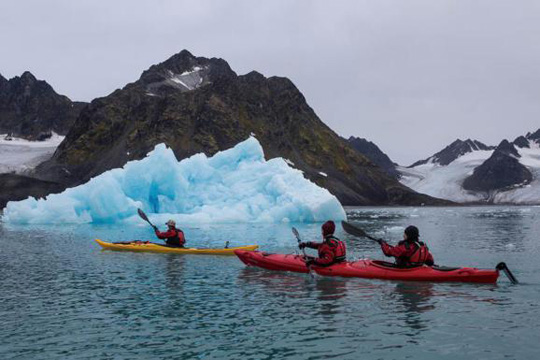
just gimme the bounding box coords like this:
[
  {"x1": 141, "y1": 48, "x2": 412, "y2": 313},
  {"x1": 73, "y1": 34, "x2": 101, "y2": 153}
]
[
  {"x1": 399, "y1": 141, "x2": 540, "y2": 204},
  {"x1": 2, "y1": 137, "x2": 346, "y2": 224},
  {"x1": 0, "y1": 133, "x2": 64, "y2": 174}
]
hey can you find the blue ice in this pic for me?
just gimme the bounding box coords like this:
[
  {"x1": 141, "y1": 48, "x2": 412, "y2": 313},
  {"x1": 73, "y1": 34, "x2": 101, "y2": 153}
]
[{"x1": 3, "y1": 137, "x2": 346, "y2": 224}]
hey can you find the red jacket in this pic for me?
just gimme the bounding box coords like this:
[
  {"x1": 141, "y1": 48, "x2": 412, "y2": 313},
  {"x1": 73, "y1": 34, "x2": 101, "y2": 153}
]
[
  {"x1": 304, "y1": 236, "x2": 346, "y2": 266},
  {"x1": 155, "y1": 227, "x2": 185, "y2": 247},
  {"x1": 381, "y1": 240, "x2": 434, "y2": 266}
]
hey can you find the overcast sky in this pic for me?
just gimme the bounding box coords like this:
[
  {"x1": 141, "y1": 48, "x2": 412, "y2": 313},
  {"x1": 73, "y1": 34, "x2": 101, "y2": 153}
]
[{"x1": 1, "y1": 0, "x2": 539, "y2": 164}]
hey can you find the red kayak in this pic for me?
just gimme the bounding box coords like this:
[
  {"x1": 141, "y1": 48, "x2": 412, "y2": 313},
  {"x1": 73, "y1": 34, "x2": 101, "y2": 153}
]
[{"x1": 235, "y1": 250, "x2": 509, "y2": 284}]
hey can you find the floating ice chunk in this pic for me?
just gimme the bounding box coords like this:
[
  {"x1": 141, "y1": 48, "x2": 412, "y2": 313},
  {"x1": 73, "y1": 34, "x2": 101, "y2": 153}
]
[{"x1": 3, "y1": 137, "x2": 346, "y2": 224}]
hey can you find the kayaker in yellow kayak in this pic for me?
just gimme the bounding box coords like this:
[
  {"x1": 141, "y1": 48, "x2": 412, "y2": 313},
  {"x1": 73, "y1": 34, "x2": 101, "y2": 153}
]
[{"x1": 154, "y1": 219, "x2": 186, "y2": 248}]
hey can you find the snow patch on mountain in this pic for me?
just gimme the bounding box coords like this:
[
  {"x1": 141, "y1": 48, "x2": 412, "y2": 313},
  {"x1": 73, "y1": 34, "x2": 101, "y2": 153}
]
[
  {"x1": 146, "y1": 66, "x2": 210, "y2": 95},
  {"x1": 0, "y1": 133, "x2": 64, "y2": 174}
]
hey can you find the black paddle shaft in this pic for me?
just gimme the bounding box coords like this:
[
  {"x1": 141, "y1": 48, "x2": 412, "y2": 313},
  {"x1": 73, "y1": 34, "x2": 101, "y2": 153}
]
[{"x1": 341, "y1": 221, "x2": 381, "y2": 243}]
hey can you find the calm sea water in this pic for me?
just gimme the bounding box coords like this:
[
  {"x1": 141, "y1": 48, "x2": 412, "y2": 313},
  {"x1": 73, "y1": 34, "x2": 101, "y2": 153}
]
[{"x1": 1, "y1": 206, "x2": 539, "y2": 359}]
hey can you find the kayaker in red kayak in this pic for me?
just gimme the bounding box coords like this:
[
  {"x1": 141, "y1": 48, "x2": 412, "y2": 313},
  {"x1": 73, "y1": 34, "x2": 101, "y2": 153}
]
[
  {"x1": 154, "y1": 219, "x2": 186, "y2": 248},
  {"x1": 378, "y1": 225, "x2": 434, "y2": 267},
  {"x1": 298, "y1": 220, "x2": 346, "y2": 267}
]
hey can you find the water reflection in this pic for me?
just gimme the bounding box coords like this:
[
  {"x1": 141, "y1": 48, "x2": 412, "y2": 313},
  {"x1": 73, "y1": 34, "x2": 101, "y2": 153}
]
[
  {"x1": 391, "y1": 282, "x2": 435, "y2": 338},
  {"x1": 312, "y1": 278, "x2": 348, "y2": 318},
  {"x1": 237, "y1": 267, "x2": 312, "y2": 298},
  {"x1": 164, "y1": 254, "x2": 186, "y2": 294}
]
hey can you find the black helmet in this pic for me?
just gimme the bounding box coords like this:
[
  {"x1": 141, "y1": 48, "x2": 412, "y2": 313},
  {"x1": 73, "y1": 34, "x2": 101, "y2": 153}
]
[{"x1": 404, "y1": 225, "x2": 419, "y2": 241}]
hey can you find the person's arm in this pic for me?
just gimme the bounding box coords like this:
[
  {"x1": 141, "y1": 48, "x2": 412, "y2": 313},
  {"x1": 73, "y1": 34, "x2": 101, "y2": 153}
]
[
  {"x1": 380, "y1": 242, "x2": 415, "y2": 258},
  {"x1": 312, "y1": 248, "x2": 335, "y2": 266},
  {"x1": 300, "y1": 241, "x2": 321, "y2": 249},
  {"x1": 155, "y1": 229, "x2": 176, "y2": 239}
]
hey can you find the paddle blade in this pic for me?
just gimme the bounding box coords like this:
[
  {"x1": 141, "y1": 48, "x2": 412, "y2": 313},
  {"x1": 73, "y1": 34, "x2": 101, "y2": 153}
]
[
  {"x1": 137, "y1": 208, "x2": 150, "y2": 222},
  {"x1": 138, "y1": 208, "x2": 156, "y2": 228},
  {"x1": 292, "y1": 227, "x2": 301, "y2": 241},
  {"x1": 341, "y1": 221, "x2": 367, "y2": 237},
  {"x1": 341, "y1": 221, "x2": 379, "y2": 242}
]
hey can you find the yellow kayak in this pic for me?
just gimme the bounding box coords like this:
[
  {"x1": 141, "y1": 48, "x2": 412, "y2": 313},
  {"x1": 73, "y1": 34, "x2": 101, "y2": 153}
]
[{"x1": 95, "y1": 239, "x2": 258, "y2": 255}]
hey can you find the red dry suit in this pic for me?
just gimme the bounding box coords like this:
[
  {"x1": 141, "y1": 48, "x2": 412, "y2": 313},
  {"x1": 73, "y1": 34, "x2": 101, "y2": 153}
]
[
  {"x1": 303, "y1": 235, "x2": 346, "y2": 266},
  {"x1": 380, "y1": 240, "x2": 434, "y2": 267},
  {"x1": 155, "y1": 227, "x2": 185, "y2": 247}
]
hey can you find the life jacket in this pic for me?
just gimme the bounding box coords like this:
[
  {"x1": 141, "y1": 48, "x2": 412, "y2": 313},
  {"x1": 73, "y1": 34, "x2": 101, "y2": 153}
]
[
  {"x1": 408, "y1": 241, "x2": 431, "y2": 265},
  {"x1": 324, "y1": 235, "x2": 346, "y2": 263},
  {"x1": 166, "y1": 228, "x2": 185, "y2": 247}
]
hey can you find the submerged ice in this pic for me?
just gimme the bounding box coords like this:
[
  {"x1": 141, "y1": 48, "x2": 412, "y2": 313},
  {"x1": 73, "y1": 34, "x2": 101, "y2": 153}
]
[{"x1": 3, "y1": 137, "x2": 346, "y2": 224}]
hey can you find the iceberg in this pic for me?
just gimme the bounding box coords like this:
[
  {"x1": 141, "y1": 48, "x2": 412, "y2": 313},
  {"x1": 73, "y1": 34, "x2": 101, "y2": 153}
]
[{"x1": 3, "y1": 137, "x2": 346, "y2": 224}]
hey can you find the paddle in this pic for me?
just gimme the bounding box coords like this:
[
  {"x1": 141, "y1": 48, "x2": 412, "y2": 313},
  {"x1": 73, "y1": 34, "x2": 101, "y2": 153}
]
[
  {"x1": 341, "y1": 221, "x2": 382, "y2": 243},
  {"x1": 138, "y1": 208, "x2": 157, "y2": 230},
  {"x1": 292, "y1": 227, "x2": 306, "y2": 256},
  {"x1": 496, "y1": 262, "x2": 519, "y2": 284},
  {"x1": 292, "y1": 227, "x2": 313, "y2": 276}
]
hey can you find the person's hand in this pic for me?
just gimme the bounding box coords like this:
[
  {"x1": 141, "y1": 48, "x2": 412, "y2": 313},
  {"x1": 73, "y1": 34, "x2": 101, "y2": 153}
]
[
  {"x1": 376, "y1": 238, "x2": 385, "y2": 245},
  {"x1": 298, "y1": 242, "x2": 307, "y2": 249},
  {"x1": 305, "y1": 258, "x2": 315, "y2": 267},
  {"x1": 153, "y1": 225, "x2": 158, "y2": 231}
]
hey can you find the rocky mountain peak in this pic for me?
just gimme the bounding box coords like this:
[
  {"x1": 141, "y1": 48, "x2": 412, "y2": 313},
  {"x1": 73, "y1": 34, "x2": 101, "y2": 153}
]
[
  {"x1": 138, "y1": 50, "x2": 237, "y2": 96},
  {"x1": 409, "y1": 138, "x2": 493, "y2": 167},
  {"x1": 496, "y1": 139, "x2": 520, "y2": 157},
  {"x1": 0, "y1": 72, "x2": 86, "y2": 138},
  {"x1": 242, "y1": 71, "x2": 267, "y2": 83},
  {"x1": 526, "y1": 129, "x2": 540, "y2": 143},
  {"x1": 32, "y1": 51, "x2": 445, "y2": 207},
  {"x1": 463, "y1": 139, "x2": 531, "y2": 192},
  {"x1": 347, "y1": 136, "x2": 399, "y2": 178},
  {"x1": 513, "y1": 135, "x2": 530, "y2": 148},
  {"x1": 20, "y1": 71, "x2": 37, "y2": 83}
]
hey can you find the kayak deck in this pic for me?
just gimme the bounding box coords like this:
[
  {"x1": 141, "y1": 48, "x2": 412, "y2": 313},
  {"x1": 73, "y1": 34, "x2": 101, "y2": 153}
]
[
  {"x1": 95, "y1": 239, "x2": 258, "y2": 255},
  {"x1": 235, "y1": 250, "x2": 499, "y2": 283}
]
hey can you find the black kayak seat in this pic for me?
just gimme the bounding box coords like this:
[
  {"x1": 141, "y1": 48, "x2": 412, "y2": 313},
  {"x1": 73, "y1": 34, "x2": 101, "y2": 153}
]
[
  {"x1": 372, "y1": 260, "x2": 460, "y2": 272},
  {"x1": 431, "y1": 265, "x2": 461, "y2": 272}
]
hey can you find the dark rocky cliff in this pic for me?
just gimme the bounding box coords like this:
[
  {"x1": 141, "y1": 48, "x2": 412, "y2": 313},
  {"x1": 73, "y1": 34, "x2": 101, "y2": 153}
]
[
  {"x1": 0, "y1": 72, "x2": 86, "y2": 139},
  {"x1": 31, "y1": 50, "x2": 445, "y2": 206},
  {"x1": 462, "y1": 140, "x2": 532, "y2": 192},
  {"x1": 347, "y1": 136, "x2": 399, "y2": 178}
]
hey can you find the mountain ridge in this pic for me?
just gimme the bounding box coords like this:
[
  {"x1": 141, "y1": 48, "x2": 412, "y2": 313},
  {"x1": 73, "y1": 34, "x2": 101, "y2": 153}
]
[
  {"x1": 29, "y1": 50, "x2": 446, "y2": 206},
  {"x1": 347, "y1": 136, "x2": 399, "y2": 178},
  {"x1": 0, "y1": 71, "x2": 87, "y2": 139},
  {"x1": 409, "y1": 139, "x2": 494, "y2": 167},
  {"x1": 400, "y1": 129, "x2": 540, "y2": 203}
]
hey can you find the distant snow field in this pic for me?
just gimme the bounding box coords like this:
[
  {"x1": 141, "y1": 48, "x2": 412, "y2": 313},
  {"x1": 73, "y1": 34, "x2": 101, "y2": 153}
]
[
  {"x1": 400, "y1": 142, "x2": 540, "y2": 204},
  {"x1": 0, "y1": 133, "x2": 64, "y2": 174},
  {"x1": 399, "y1": 150, "x2": 493, "y2": 203}
]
